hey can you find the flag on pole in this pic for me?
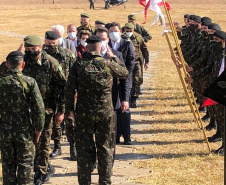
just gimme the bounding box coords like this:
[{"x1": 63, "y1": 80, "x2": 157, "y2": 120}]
[
  {"x1": 201, "y1": 98, "x2": 218, "y2": 107},
  {"x1": 137, "y1": 0, "x2": 171, "y2": 30}
]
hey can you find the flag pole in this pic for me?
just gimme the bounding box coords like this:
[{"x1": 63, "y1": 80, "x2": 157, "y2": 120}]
[{"x1": 162, "y1": 0, "x2": 211, "y2": 153}]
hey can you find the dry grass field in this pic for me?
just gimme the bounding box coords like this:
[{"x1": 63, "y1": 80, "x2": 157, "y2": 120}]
[{"x1": 0, "y1": 0, "x2": 225, "y2": 184}]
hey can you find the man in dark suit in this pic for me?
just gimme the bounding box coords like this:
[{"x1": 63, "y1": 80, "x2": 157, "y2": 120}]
[
  {"x1": 51, "y1": 24, "x2": 77, "y2": 56},
  {"x1": 108, "y1": 22, "x2": 135, "y2": 145}
]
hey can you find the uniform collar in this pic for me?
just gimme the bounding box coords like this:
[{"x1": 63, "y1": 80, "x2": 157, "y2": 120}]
[{"x1": 7, "y1": 68, "x2": 22, "y2": 74}]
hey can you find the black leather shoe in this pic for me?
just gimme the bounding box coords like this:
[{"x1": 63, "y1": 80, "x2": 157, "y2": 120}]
[
  {"x1": 123, "y1": 138, "x2": 132, "y2": 145},
  {"x1": 34, "y1": 179, "x2": 42, "y2": 185},
  {"x1": 201, "y1": 114, "x2": 210, "y2": 122},
  {"x1": 49, "y1": 148, "x2": 61, "y2": 158},
  {"x1": 70, "y1": 142, "x2": 77, "y2": 161},
  {"x1": 205, "y1": 119, "x2": 217, "y2": 131},
  {"x1": 116, "y1": 138, "x2": 120, "y2": 145},
  {"x1": 47, "y1": 163, "x2": 55, "y2": 176}
]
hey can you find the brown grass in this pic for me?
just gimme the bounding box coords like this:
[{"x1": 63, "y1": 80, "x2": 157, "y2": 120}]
[{"x1": 0, "y1": 2, "x2": 225, "y2": 185}]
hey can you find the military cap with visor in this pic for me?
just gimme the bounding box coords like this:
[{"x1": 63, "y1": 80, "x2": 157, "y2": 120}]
[
  {"x1": 45, "y1": 31, "x2": 60, "y2": 40},
  {"x1": 125, "y1": 23, "x2": 134, "y2": 29},
  {"x1": 128, "y1": 14, "x2": 136, "y2": 20},
  {"x1": 81, "y1": 13, "x2": 90, "y2": 18},
  {"x1": 24, "y1": 35, "x2": 42, "y2": 47},
  {"x1": 95, "y1": 20, "x2": 105, "y2": 25}
]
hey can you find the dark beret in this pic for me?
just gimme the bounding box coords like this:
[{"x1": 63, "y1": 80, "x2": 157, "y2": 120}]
[
  {"x1": 208, "y1": 23, "x2": 221, "y2": 31},
  {"x1": 128, "y1": 14, "x2": 136, "y2": 20},
  {"x1": 45, "y1": 31, "x2": 60, "y2": 40},
  {"x1": 81, "y1": 13, "x2": 90, "y2": 18},
  {"x1": 184, "y1": 14, "x2": 190, "y2": 19},
  {"x1": 189, "y1": 15, "x2": 196, "y2": 20},
  {"x1": 201, "y1": 17, "x2": 212, "y2": 23},
  {"x1": 193, "y1": 16, "x2": 201, "y2": 23},
  {"x1": 24, "y1": 35, "x2": 42, "y2": 47},
  {"x1": 125, "y1": 23, "x2": 134, "y2": 29},
  {"x1": 201, "y1": 20, "x2": 212, "y2": 26},
  {"x1": 95, "y1": 20, "x2": 105, "y2": 25},
  {"x1": 213, "y1": 30, "x2": 226, "y2": 39},
  {"x1": 6, "y1": 51, "x2": 24, "y2": 61},
  {"x1": 96, "y1": 27, "x2": 108, "y2": 33},
  {"x1": 86, "y1": 35, "x2": 102, "y2": 44},
  {"x1": 105, "y1": 23, "x2": 111, "y2": 30}
]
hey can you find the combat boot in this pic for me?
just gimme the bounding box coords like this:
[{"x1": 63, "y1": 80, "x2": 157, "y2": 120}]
[
  {"x1": 201, "y1": 111, "x2": 210, "y2": 122},
  {"x1": 69, "y1": 141, "x2": 77, "y2": 161},
  {"x1": 49, "y1": 139, "x2": 61, "y2": 158},
  {"x1": 130, "y1": 98, "x2": 137, "y2": 108},
  {"x1": 42, "y1": 163, "x2": 55, "y2": 183},
  {"x1": 208, "y1": 130, "x2": 222, "y2": 142},
  {"x1": 123, "y1": 137, "x2": 132, "y2": 145},
  {"x1": 34, "y1": 171, "x2": 43, "y2": 185},
  {"x1": 198, "y1": 106, "x2": 206, "y2": 113},
  {"x1": 205, "y1": 118, "x2": 217, "y2": 131},
  {"x1": 212, "y1": 145, "x2": 224, "y2": 156}
]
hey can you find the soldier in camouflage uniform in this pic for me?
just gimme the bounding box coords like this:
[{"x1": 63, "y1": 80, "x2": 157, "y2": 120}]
[
  {"x1": 22, "y1": 35, "x2": 67, "y2": 185},
  {"x1": 0, "y1": 61, "x2": 8, "y2": 75},
  {"x1": 43, "y1": 31, "x2": 77, "y2": 160},
  {"x1": 0, "y1": 51, "x2": 45, "y2": 185},
  {"x1": 65, "y1": 35, "x2": 128, "y2": 185},
  {"x1": 77, "y1": 13, "x2": 95, "y2": 36},
  {"x1": 123, "y1": 23, "x2": 149, "y2": 108}
]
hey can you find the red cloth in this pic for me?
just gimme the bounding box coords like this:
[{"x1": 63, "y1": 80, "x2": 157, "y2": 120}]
[
  {"x1": 76, "y1": 44, "x2": 86, "y2": 59},
  {"x1": 201, "y1": 98, "x2": 218, "y2": 107},
  {"x1": 139, "y1": 0, "x2": 151, "y2": 24}
]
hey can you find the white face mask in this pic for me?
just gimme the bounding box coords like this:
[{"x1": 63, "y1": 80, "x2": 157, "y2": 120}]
[
  {"x1": 101, "y1": 40, "x2": 108, "y2": 55},
  {"x1": 126, "y1": 32, "x2": 133, "y2": 38},
  {"x1": 109, "y1": 32, "x2": 121, "y2": 42},
  {"x1": 68, "y1": 32, "x2": 77, "y2": 39},
  {"x1": 81, "y1": 39, "x2": 87, "y2": 47},
  {"x1": 58, "y1": 37, "x2": 63, "y2": 45}
]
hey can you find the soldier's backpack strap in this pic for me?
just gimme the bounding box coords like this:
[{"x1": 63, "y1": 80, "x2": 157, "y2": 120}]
[
  {"x1": 0, "y1": 75, "x2": 13, "y2": 86},
  {"x1": 17, "y1": 73, "x2": 30, "y2": 93}
]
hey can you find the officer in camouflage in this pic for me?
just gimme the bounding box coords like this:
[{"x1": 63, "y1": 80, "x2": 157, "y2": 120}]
[
  {"x1": 22, "y1": 35, "x2": 67, "y2": 185},
  {"x1": 123, "y1": 23, "x2": 149, "y2": 108},
  {"x1": 0, "y1": 51, "x2": 45, "y2": 185},
  {"x1": 77, "y1": 13, "x2": 95, "y2": 36},
  {"x1": 65, "y1": 35, "x2": 128, "y2": 185},
  {"x1": 43, "y1": 31, "x2": 77, "y2": 161}
]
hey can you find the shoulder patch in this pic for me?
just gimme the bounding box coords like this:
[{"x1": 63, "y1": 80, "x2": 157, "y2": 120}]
[
  {"x1": 58, "y1": 65, "x2": 62, "y2": 72},
  {"x1": 71, "y1": 53, "x2": 76, "y2": 59}
]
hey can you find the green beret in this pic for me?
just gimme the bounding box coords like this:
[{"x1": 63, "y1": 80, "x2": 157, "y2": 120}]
[
  {"x1": 24, "y1": 35, "x2": 42, "y2": 47},
  {"x1": 45, "y1": 31, "x2": 60, "y2": 40},
  {"x1": 6, "y1": 51, "x2": 24, "y2": 61},
  {"x1": 128, "y1": 14, "x2": 136, "y2": 20},
  {"x1": 95, "y1": 20, "x2": 105, "y2": 25},
  {"x1": 125, "y1": 23, "x2": 134, "y2": 29},
  {"x1": 81, "y1": 13, "x2": 90, "y2": 18},
  {"x1": 86, "y1": 35, "x2": 102, "y2": 44}
]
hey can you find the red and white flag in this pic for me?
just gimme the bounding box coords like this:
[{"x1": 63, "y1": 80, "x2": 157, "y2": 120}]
[{"x1": 136, "y1": 0, "x2": 171, "y2": 29}]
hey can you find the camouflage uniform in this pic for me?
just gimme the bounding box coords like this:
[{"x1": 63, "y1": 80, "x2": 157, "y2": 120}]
[
  {"x1": 44, "y1": 46, "x2": 76, "y2": 141},
  {"x1": 77, "y1": 24, "x2": 95, "y2": 36},
  {"x1": 65, "y1": 52, "x2": 128, "y2": 185},
  {"x1": 23, "y1": 50, "x2": 66, "y2": 176},
  {"x1": 128, "y1": 32, "x2": 149, "y2": 106},
  {"x1": 0, "y1": 68, "x2": 45, "y2": 185},
  {"x1": 0, "y1": 61, "x2": 8, "y2": 75}
]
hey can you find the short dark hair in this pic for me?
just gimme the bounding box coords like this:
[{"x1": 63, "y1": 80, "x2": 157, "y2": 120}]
[
  {"x1": 79, "y1": 30, "x2": 92, "y2": 39},
  {"x1": 109, "y1": 22, "x2": 121, "y2": 30},
  {"x1": 7, "y1": 57, "x2": 23, "y2": 68},
  {"x1": 96, "y1": 27, "x2": 108, "y2": 34}
]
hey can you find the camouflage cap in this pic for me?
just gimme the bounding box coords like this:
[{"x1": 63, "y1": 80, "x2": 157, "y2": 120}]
[
  {"x1": 125, "y1": 23, "x2": 134, "y2": 29},
  {"x1": 128, "y1": 14, "x2": 136, "y2": 20},
  {"x1": 86, "y1": 35, "x2": 102, "y2": 44},
  {"x1": 6, "y1": 51, "x2": 24, "y2": 61},
  {"x1": 95, "y1": 20, "x2": 105, "y2": 25},
  {"x1": 24, "y1": 35, "x2": 42, "y2": 47},
  {"x1": 81, "y1": 13, "x2": 90, "y2": 18}
]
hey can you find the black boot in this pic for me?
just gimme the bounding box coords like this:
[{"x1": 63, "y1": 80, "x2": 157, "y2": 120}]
[
  {"x1": 123, "y1": 137, "x2": 132, "y2": 145},
  {"x1": 34, "y1": 171, "x2": 43, "y2": 185},
  {"x1": 49, "y1": 140, "x2": 61, "y2": 158},
  {"x1": 198, "y1": 106, "x2": 206, "y2": 113},
  {"x1": 116, "y1": 137, "x2": 120, "y2": 145},
  {"x1": 201, "y1": 111, "x2": 210, "y2": 122},
  {"x1": 69, "y1": 141, "x2": 77, "y2": 161},
  {"x1": 212, "y1": 145, "x2": 224, "y2": 156},
  {"x1": 42, "y1": 163, "x2": 55, "y2": 183},
  {"x1": 130, "y1": 98, "x2": 137, "y2": 108},
  {"x1": 208, "y1": 131, "x2": 222, "y2": 142},
  {"x1": 205, "y1": 119, "x2": 217, "y2": 131}
]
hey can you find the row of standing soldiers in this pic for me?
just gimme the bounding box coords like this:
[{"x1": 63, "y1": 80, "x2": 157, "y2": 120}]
[
  {"x1": 0, "y1": 13, "x2": 152, "y2": 185},
  {"x1": 175, "y1": 14, "x2": 226, "y2": 155}
]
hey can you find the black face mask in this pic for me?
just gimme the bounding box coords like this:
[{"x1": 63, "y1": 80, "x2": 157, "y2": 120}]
[
  {"x1": 212, "y1": 41, "x2": 223, "y2": 49},
  {"x1": 25, "y1": 50, "x2": 40, "y2": 61},
  {"x1": 201, "y1": 31, "x2": 208, "y2": 37},
  {"x1": 45, "y1": 45, "x2": 58, "y2": 54},
  {"x1": 208, "y1": 34, "x2": 214, "y2": 40}
]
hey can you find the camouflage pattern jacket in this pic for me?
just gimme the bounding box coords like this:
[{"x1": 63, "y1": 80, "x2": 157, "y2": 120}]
[
  {"x1": 23, "y1": 50, "x2": 67, "y2": 112},
  {"x1": 0, "y1": 68, "x2": 45, "y2": 134}
]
